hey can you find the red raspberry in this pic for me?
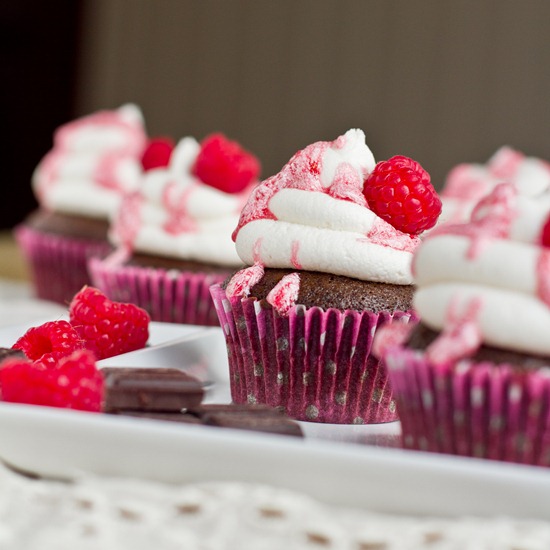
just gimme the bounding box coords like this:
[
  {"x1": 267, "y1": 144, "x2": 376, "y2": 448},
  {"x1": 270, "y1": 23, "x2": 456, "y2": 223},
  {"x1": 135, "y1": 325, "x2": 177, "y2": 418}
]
[
  {"x1": 141, "y1": 137, "x2": 175, "y2": 171},
  {"x1": 69, "y1": 287, "x2": 150, "y2": 360},
  {"x1": 363, "y1": 155, "x2": 442, "y2": 234},
  {"x1": 12, "y1": 320, "x2": 83, "y2": 364},
  {"x1": 193, "y1": 133, "x2": 261, "y2": 194},
  {"x1": 0, "y1": 350, "x2": 103, "y2": 412},
  {"x1": 541, "y1": 215, "x2": 550, "y2": 247}
]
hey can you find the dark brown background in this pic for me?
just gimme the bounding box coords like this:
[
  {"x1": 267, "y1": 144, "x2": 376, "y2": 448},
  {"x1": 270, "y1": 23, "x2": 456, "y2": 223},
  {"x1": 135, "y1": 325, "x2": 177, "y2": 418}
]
[{"x1": 3, "y1": 0, "x2": 550, "y2": 228}]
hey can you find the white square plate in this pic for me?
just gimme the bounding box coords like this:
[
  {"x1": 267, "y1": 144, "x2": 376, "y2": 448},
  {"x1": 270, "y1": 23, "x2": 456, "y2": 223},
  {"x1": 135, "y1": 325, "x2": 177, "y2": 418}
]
[{"x1": 0, "y1": 323, "x2": 549, "y2": 520}]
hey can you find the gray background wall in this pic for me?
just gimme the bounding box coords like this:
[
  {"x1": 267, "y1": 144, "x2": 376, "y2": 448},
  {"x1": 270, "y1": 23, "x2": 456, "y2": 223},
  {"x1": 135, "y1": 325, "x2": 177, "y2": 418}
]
[{"x1": 67, "y1": 0, "x2": 550, "y2": 187}]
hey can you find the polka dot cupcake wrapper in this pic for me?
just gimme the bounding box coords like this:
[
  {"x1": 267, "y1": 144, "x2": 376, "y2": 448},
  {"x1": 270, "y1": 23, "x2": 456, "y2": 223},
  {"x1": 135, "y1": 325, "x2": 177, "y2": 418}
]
[
  {"x1": 385, "y1": 346, "x2": 550, "y2": 466},
  {"x1": 210, "y1": 283, "x2": 412, "y2": 424},
  {"x1": 89, "y1": 254, "x2": 228, "y2": 326},
  {"x1": 15, "y1": 224, "x2": 111, "y2": 305}
]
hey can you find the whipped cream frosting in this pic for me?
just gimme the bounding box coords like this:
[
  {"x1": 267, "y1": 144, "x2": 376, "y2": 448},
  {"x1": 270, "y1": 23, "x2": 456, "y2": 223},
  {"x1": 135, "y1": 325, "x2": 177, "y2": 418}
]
[
  {"x1": 233, "y1": 129, "x2": 419, "y2": 291},
  {"x1": 32, "y1": 104, "x2": 147, "y2": 219},
  {"x1": 414, "y1": 182, "x2": 550, "y2": 358},
  {"x1": 110, "y1": 137, "x2": 254, "y2": 266},
  {"x1": 439, "y1": 146, "x2": 550, "y2": 226}
]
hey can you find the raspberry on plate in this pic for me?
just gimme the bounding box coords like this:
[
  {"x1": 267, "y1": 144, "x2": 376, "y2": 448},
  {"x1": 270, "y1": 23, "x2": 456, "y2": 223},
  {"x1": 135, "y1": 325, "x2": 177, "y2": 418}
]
[
  {"x1": 12, "y1": 320, "x2": 83, "y2": 364},
  {"x1": 69, "y1": 286, "x2": 150, "y2": 360},
  {"x1": 0, "y1": 349, "x2": 103, "y2": 412},
  {"x1": 363, "y1": 155, "x2": 441, "y2": 235},
  {"x1": 193, "y1": 133, "x2": 261, "y2": 194}
]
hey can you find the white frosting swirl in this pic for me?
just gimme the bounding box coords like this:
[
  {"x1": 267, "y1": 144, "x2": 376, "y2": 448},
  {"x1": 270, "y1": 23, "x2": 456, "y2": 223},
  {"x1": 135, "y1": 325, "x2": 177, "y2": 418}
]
[
  {"x1": 234, "y1": 129, "x2": 419, "y2": 285},
  {"x1": 439, "y1": 146, "x2": 550, "y2": 226},
  {"x1": 414, "y1": 183, "x2": 550, "y2": 356},
  {"x1": 32, "y1": 104, "x2": 147, "y2": 219},
  {"x1": 110, "y1": 137, "x2": 253, "y2": 266}
]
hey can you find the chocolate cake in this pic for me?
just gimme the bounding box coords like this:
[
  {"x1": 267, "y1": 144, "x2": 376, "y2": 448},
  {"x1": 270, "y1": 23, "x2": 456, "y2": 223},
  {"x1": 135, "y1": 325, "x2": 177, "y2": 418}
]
[
  {"x1": 223, "y1": 268, "x2": 414, "y2": 313},
  {"x1": 406, "y1": 322, "x2": 550, "y2": 370},
  {"x1": 128, "y1": 253, "x2": 238, "y2": 274},
  {"x1": 24, "y1": 210, "x2": 109, "y2": 241}
]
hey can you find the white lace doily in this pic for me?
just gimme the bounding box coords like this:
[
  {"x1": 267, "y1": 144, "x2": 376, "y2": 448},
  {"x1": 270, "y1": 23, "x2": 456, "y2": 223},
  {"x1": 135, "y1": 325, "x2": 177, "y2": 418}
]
[{"x1": 0, "y1": 463, "x2": 549, "y2": 550}]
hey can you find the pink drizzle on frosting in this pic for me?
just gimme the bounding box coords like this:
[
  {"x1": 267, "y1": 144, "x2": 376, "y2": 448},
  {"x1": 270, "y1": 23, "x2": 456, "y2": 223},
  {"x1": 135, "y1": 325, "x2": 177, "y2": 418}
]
[
  {"x1": 226, "y1": 263, "x2": 265, "y2": 298},
  {"x1": 290, "y1": 240, "x2": 302, "y2": 269},
  {"x1": 425, "y1": 296, "x2": 483, "y2": 365},
  {"x1": 232, "y1": 134, "x2": 368, "y2": 241},
  {"x1": 36, "y1": 107, "x2": 146, "y2": 200},
  {"x1": 371, "y1": 321, "x2": 413, "y2": 359},
  {"x1": 252, "y1": 238, "x2": 263, "y2": 263},
  {"x1": 361, "y1": 217, "x2": 419, "y2": 252},
  {"x1": 536, "y1": 249, "x2": 550, "y2": 308},
  {"x1": 111, "y1": 192, "x2": 143, "y2": 248},
  {"x1": 266, "y1": 273, "x2": 301, "y2": 315},
  {"x1": 426, "y1": 183, "x2": 518, "y2": 260},
  {"x1": 54, "y1": 110, "x2": 145, "y2": 156},
  {"x1": 441, "y1": 164, "x2": 493, "y2": 201},
  {"x1": 487, "y1": 146, "x2": 524, "y2": 179},
  {"x1": 162, "y1": 181, "x2": 198, "y2": 234},
  {"x1": 328, "y1": 162, "x2": 365, "y2": 204}
]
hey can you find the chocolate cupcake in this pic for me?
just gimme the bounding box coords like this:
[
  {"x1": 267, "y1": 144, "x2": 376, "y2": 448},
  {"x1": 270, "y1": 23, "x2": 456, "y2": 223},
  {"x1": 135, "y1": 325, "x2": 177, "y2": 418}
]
[
  {"x1": 210, "y1": 129, "x2": 441, "y2": 424},
  {"x1": 381, "y1": 183, "x2": 550, "y2": 465},
  {"x1": 15, "y1": 104, "x2": 146, "y2": 304},
  {"x1": 89, "y1": 134, "x2": 260, "y2": 325}
]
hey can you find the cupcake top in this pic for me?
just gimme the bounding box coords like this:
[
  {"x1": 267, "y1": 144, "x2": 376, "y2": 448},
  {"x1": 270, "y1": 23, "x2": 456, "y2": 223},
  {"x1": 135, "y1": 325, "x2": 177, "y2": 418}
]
[
  {"x1": 413, "y1": 182, "x2": 550, "y2": 361},
  {"x1": 439, "y1": 146, "x2": 550, "y2": 226},
  {"x1": 32, "y1": 104, "x2": 147, "y2": 220},
  {"x1": 109, "y1": 134, "x2": 260, "y2": 267},
  {"x1": 227, "y1": 129, "x2": 441, "y2": 313}
]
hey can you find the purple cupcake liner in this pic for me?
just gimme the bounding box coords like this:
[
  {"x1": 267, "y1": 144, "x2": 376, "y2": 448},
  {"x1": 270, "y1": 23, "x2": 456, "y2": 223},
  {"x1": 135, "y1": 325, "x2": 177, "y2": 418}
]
[
  {"x1": 385, "y1": 346, "x2": 550, "y2": 466},
  {"x1": 15, "y1": 224, "x2": 111, "y2": 305},
  {"x1": 210, "y1": 283, "x2": 414, "y2": 424},
  {"x1": 89, "y1": 251, "x2": 229, "y2": 326}
]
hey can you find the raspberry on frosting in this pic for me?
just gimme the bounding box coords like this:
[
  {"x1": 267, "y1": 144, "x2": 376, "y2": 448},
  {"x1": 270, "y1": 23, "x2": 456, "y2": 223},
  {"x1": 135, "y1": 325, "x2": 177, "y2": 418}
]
[
  {"x1": 363, "y1": 155, "x2": 441, "y2": 235},
  {"x1": 141, "y1": 137, "x2": 175, "y2": 171},
  {"x1": 193, "y1": 133, "x2": 261, "y2": 194}
]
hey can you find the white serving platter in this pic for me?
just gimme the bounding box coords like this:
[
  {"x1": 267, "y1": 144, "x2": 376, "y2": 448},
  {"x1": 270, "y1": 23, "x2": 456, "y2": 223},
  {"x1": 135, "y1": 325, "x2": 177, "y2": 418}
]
[{"x1": 0, "y1": 323, "x2": 549, "y2": 520}]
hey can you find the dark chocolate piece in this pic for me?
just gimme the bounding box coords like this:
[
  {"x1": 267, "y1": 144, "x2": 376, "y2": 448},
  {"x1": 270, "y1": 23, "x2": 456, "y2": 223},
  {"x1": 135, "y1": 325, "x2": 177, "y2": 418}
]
[
  {"x1": 111, "y1": 403, "x2": 304, "y2": 438},
  {"x1": 190, "y1": 404, "x2": 303, "y2": 438},
  {"x1": 187, "y1": 403, "x2": 281, "y2": 416},
  {"x1": 223, "y1": 268, "x2": 414, "y2": 313},
  {"x1": 0, "y1": 348, "x2": 26, "y2": 362},
  {"x1": 201, "y1": 411, "x2": 303, "y2": 437},
  {"x1": 111, "y1": 411, "x2": 203, "y2": 424},
  {"x1": 101, "y1": 367, "x2": 205, "y2": 412}
]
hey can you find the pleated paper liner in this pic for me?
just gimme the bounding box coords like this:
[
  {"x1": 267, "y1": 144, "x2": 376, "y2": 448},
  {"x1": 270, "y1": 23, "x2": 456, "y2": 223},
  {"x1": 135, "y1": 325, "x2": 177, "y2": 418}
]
[
  {"x1": 384, "y1": 345, "x2": 550, "y2": 466},
  {"x1": 15, "y1": 224, "x2": 111, "y2": 305},
  {"x1": 88, "y1": 250, "x2": 229, "y2": 326},
  {"x1": 210, "y1": 283, "x2": 414, "y2": 424}
]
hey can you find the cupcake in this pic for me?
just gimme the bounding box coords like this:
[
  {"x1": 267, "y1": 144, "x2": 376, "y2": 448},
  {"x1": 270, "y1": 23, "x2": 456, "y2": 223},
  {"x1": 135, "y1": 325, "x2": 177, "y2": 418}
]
[
  {"x1": 15, "y1": 104, "x2": 147, "y2": 304},
  {"x1": 89, "y1": 133, "x2": 261, "y2": 325},
  {"x1": 439, "y1": 146, "x2": 550, "y2": 225},
  {"x1": 381, "y1": 183, "x2": 550, "y2": 465},
  {"x1": 210, "y1": 129, "x2": 441, "y2": 424}
]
